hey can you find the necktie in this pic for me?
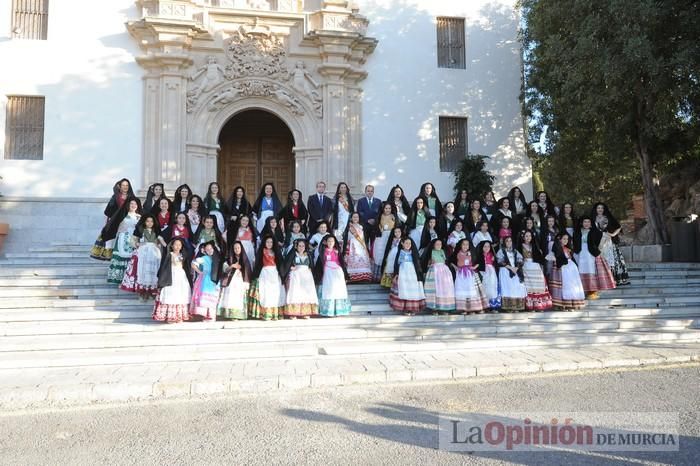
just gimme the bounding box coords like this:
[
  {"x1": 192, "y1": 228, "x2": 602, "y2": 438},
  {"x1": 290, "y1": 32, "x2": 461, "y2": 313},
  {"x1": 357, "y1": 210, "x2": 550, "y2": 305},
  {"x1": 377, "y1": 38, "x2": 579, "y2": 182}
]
[{"x1": 319, "y1": 194, "x2": 323, "y2": 206}]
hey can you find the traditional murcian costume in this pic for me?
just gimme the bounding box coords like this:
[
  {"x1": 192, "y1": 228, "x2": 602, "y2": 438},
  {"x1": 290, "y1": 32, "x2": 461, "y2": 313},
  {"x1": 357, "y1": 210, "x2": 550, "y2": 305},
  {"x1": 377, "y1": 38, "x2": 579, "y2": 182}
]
[{"x1": 152, "y1": 239, "x2": 193, "y2": 323}]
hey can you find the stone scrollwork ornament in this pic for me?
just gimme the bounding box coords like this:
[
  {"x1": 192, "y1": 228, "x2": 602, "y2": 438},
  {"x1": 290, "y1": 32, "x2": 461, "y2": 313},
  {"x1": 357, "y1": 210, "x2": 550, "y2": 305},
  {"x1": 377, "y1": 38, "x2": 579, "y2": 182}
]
[{"x1": 223, "y1": 27, "x2": 289, "y2": 81}]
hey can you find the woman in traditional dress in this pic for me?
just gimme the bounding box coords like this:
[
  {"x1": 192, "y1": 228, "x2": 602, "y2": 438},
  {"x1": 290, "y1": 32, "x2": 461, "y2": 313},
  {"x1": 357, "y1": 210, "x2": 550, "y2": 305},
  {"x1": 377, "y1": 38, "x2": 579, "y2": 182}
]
[
  {"x1": 438, "y1": 201, "x2": 457, "y2": 239},
  {"x1": 251, "y1": 183, "x2": 283, "y2": 234},
  {"x1": 282, "y1": 239, "x2": 319, "y2": 319},
  {"x1": 450, "y1": 239, "x2": 488, "y2": 314},
  {"x1": 332, "y1": 182, "x2": 354, "y2": 242},
  {"x1": 558, "y1": 202, "x2": 577, "y2": 237},
  {"x1": 158, "y1": 212, "x2": 194, "y2": 257},
  {"x1": 421, "y1": 238, "x2": 456, "y2": 314},
  {"x1": 342, "y1": 212, "x2": 374, "y2": 282},
  {"x1": 90, "y1": 178, "x2": 134, "y2": 261},
  {"x1": 419, "y1": 182, "x2": 442, "y2": 217},
  {"x1": 189, "y1": 241, "x2": 221, "y2": 321},
  {"x1": 419, "y1": 216, "x2": 439, "y2": 254},
  {"x1": 248, "y1": 234, "x2": 286, "y2": 321},
  {"x1": 474, "y1": 240, "x2": 501, "y2": 311},
  {"x1": 492, "y1": 197, "x2": 513, "y2": 235},
  {"x1": 536, "y1": 191, "x2": 558, "y2": 217},
  {"x1": 471, "y1": 220, "x2": 493, "y2": 249},
  {"x1": 379, "y1": 226, "x2": 403, "y2": 288},
  {"x1": 217, "y1": 241, "x2": 252, "y2": 320},
  {"x1": 407, "y1": 196, "x2": 430, "y2": 246},
  {"x1": 225, "y1": 214, "x2": 257, "y2": 268},
  {"x1": 309, "y1": 221, "x2": 330, "y2": 262},
  {"x1": 143, "y1": 183, "x2": 168, "y2": 215},
  {"x1": 508, "y1": 186, "x2": 528, "y2": 218},
  {"x1": 187, "y1": 195, "x2": 206, "y2": 232},
  {"x1": 152, "y1": 238, "x2": 192, "y2": 323},
  {"x1": 120, "y1": 214, "x2": 161, "y2": 299},
  {"x1": 171, "y1": 184, "x2": 192, "y2": 215},
  {"x1": 549, "y1": 233, "x2": 586, "y2": 311},
  {"x1": 314, "y1": 235, "x2": 351, "y2": 317},
  {"x1": 592, "y1": 202, "x2": 630, "y2": 286},
  {"x1": 496, "y1": 236, "x2": 527, "y2": 312},
  {"x1": 106, "y1": 197, "x2": 142, "y2": 284},
  {"x1": 519, "y1": 230, "x2": 553, "y2": 311},
  {"x1": 446, "y1": 218, "x2": 467, "y2": 257},
  {"x1": 283, "y1": 220, "x2": 306, "y2": 257},
  {"x1": 526, "y1": 201, "x2": 545, "y2": 235},
  {"x1": 389, "y1": 237, "x2": 425, "y2": 315},
  {"x1": 465, "y1": 199, "x2": 488, "y2": 234},
  {"x1": 496, "y1": 216, "x2": 513, "y2": 248},
  {"x1": 482, "y1": 191, "x2": 497, "y2": 222},
  {"x1": 538, "y1": 215, "x2": 558, "y2": 280},
  {"x1": 574, "y1": 216, "x2": 616, "y2": 299},
  {"x1": 203, "y1": 182, "x2": 228, "y2": 232},
  {"x1": 454, "y1": 189, "x2": 470, "y2": 220},
  {"x1": 386, "y1": 185, "x2": 411, "y2": 226},
  {"x1": 155, "y1": 198, "x2": 172, "y2": 232},
  {"x1": 372, "y1": 202, "x2": 397, "y2": 281},
  {"x1": 193, "y1": 214, "x2": 224, "y2": 254},
  {"x1": 280, "y1": 189, "x2": 309, "y2": 234},
  {"x1": 259, "y1": 216, "x2": 285, "y2": 250},
  {"x1": 226, "y1": 186, "x2": 251, "y2": 225}
]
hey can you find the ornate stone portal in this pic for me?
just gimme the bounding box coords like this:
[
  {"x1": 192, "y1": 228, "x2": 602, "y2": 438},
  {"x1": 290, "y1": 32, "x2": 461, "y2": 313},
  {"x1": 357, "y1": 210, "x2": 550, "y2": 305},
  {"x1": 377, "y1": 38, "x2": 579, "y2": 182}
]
[{"x1": 127, "y1": 0, "x2": 377, "y2": 197}]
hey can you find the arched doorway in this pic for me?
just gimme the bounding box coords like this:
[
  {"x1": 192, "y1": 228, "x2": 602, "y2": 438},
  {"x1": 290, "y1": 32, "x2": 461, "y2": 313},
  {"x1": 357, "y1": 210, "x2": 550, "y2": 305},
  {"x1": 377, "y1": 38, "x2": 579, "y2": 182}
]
[{"x1": 217, "y1": 109, "x2": 295, "y2": 198}]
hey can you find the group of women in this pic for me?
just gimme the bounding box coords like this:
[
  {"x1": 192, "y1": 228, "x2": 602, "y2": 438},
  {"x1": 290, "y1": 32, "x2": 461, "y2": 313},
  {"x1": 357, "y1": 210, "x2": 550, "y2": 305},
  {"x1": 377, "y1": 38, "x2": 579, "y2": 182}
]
[{"x1": 89, "y1": 178, "x2": 630, "y2": 322}]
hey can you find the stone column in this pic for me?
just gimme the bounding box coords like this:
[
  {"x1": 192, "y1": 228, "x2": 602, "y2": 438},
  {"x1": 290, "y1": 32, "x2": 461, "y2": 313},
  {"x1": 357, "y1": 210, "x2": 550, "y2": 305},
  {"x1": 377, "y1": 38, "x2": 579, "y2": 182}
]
[
  {"x1": 186, "y1": 142, "x2": 219, "y2": 195},
  {"x1": 138, "y1": 54, "x2": 193, "y2": 192},
  {"x1": 293, "y1": 146, "x2": 325, "y2": 197}
]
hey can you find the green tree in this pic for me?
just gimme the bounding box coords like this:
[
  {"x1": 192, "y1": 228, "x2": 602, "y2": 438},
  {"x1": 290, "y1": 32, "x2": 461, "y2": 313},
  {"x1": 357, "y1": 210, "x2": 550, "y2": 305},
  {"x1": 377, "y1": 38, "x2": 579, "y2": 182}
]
[
  {"x1": 452, "y1": 155, "x2": 495, "y2": 200},
  {"x1": 521, "y1": 0, "x2": 700, "y2": 244}
]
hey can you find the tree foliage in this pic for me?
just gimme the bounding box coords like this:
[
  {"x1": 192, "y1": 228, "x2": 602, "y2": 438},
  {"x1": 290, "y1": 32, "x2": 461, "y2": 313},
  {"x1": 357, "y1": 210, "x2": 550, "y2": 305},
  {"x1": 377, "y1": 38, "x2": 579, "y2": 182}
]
[
  {"x1": 452, "y1": 155, "x2": 495, "y2": 200},
  {"x1": 521, "y1": 0, "x2": 700, "y2": 244}
]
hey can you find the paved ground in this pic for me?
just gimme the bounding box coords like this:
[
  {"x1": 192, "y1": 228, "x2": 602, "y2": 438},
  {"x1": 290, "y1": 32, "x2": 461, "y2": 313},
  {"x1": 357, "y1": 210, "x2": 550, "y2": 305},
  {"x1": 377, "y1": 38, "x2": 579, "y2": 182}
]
[
  {"x1": 3, "y1": 342, "x2": 700, "y2": 410},
  {"x1": 1, "y1": 363, "x2": 698, "y2": 465}
]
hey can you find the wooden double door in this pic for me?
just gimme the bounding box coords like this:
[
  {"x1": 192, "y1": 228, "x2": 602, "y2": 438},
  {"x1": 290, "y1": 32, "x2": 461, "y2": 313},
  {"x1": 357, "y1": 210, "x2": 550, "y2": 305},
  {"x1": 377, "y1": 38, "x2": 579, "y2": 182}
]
[{"x1": 217, "y1": 110, "x2": 295, "y2": 199}]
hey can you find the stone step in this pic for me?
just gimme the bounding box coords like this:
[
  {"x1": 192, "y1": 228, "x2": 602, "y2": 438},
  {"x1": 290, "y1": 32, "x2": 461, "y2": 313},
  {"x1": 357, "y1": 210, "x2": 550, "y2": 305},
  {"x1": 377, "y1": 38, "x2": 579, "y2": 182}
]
[
  {"x1": 30, "y1": 245, "x2": 93, "y2": 253},
  {"x1": 627, "y1": 262, "x2": 700, "y2": 270},
  {"x1": 5, "y1": 252, "x2": 91, "y2": 259},
  {"x1": 600, "y1": 286, "x2": 700, "y2": 296},
  {"x1": 588, "y1": 295, "x2": 700, "y2": 307},
  {"x1": 3, "y1": 318, "x2": 695, "y2": 353},
  {"x1": 318, "y1": 329, "x2": 700, "y2": 356},
  {"x1": 628, "y1": 270, "x2": 700, "y2": 278},
  {"x1": 1, "y1": 328, "x2": 698, "y2": 370},
  {"x1": 0, "y1": 266, "x2": 108, "y2": 278}
]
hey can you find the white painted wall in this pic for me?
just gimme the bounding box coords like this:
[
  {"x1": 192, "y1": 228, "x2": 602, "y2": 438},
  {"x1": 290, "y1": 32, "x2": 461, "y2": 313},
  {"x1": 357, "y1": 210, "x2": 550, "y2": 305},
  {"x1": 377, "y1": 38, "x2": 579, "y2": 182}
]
[
  {"x1": 358, "y1": 0, "x2": 532, "y2": 202},
  {"x1": 0, "y1": 0, "x2": 530, "y2": 203},
  {"x1": 0, "y1": 0, "x2": 143, "y2": 198}
]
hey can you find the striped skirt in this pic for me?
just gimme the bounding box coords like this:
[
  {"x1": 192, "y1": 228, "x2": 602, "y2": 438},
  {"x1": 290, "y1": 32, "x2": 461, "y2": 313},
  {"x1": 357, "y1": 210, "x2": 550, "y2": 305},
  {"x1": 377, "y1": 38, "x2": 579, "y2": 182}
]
[
  {"x1": 522, "y1": 259, "x2": 552, "y2": 311},
  {"x1": 454, "y1": 266, "x2": 488, "y2": 313},
  {"x1": 389, "y1": 263, "x2": 425, "y2": 313},
  {"x1": 550, "y1": 262, "x2": 586, "y2": 310},
  {"x1": 424, "y1": 263, "x2": 456, "y2": 312},
  {"x1": 576, "y1": 249, "x2": 616, "y2": 293}
]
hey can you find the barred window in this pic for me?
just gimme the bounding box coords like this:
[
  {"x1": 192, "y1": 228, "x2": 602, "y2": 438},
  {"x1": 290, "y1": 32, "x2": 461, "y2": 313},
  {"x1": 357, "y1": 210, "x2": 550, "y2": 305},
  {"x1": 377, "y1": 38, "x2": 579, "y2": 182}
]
[
  {"x1": 4, "y1": 96, "x2": 45, "y2": 160},
  {"x1": 439, "y1": 117, "x2": 468, "y2": 172},
  {"x1": 11, "y1": 0, "x2": 49, "y2": 40},
  {"x1": 437, "y1": 17, "x2": 465, "y2": 69}
]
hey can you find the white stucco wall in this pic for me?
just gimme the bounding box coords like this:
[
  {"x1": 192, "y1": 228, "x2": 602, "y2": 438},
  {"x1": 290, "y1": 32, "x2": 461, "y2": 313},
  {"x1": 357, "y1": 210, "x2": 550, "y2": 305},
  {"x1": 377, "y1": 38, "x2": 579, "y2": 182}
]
[
  {"x1": 358, "y1": 0, "x2": 532, "y2": 202},
  {"x1": 0, "y1": 0, "x2": 142, "y2": 198},
  {"x1": 0, "y1": 0, "x2": 530, "y2": 202}
]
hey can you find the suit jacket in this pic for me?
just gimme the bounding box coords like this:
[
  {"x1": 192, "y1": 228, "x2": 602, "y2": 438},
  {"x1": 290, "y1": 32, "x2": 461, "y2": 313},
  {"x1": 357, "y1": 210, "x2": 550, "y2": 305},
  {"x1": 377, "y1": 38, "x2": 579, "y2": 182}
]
[
  {"x1": 356, "y1": 197, "x2": 382, "y2": 227},
  {"x1": 307, "y1": 193, "x2": 333, "y2": 233}
]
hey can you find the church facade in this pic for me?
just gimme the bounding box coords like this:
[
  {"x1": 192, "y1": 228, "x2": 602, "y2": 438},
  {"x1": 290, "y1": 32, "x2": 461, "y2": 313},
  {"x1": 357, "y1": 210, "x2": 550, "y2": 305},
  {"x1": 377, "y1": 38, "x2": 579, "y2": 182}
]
[{"x1": 0, "y1": 0, "x2": 530, "y2": 252}]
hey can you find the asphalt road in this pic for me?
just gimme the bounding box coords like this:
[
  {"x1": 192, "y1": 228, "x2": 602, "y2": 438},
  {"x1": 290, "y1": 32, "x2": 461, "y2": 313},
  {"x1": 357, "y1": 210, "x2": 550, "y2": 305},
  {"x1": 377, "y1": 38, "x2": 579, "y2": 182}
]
[{"x1": 1, "y1": 364, "x2": 699, "y2": 465}]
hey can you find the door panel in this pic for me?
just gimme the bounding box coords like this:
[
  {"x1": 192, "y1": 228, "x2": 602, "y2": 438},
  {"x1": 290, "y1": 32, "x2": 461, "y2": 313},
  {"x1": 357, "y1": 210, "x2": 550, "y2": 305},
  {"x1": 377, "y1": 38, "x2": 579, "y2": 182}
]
[{"x1": 217, "y1": 110, "x2": 295, "y2": 199}]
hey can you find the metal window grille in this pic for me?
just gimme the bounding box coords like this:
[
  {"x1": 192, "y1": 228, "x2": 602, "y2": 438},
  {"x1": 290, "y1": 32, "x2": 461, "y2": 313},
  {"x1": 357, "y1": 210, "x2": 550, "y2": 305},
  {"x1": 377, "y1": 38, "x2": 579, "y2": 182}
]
[
  {"x1": 4, "y1": 96, "x2": 45, "y2": 160},
  {"x1": 11, "y1": 0, "x2": 49, "y2": 40},
  {"x1": 438, "y1": 117, "x2": 468, "y2": 172},
  {"x1": 437, "y1": 17, "x2": 465, "y2": 69}
]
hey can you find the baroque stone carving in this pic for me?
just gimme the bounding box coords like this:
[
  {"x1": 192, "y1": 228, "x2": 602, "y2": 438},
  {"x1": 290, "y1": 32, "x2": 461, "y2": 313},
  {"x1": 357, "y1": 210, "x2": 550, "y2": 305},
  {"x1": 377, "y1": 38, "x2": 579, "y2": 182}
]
[
  {"x1": 208, "y1": 80, "x2": 304, "y2": 116},
  {"x1": 223, "y1": 27, "x2": 289, "y2": 81},
  {"x1": 290, "y1": 61, "x2": 322, "y2": 118}
]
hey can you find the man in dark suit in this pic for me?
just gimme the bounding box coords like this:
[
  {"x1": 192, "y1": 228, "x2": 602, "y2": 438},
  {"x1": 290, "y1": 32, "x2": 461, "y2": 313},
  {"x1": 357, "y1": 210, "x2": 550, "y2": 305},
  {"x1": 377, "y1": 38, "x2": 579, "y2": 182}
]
[
  {"x1": 356, "y1": 184, "x2": 382, "y2": 230},
  {"x1": 307, "y1": 181, "x2": 333, "y2": 234}
]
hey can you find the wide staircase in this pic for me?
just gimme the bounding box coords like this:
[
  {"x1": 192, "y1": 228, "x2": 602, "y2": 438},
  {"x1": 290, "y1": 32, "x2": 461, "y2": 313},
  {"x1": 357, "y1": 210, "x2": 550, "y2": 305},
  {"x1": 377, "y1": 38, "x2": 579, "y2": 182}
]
[{"x1": 1, "y1": 243, "x2": 699, "y2": 371}]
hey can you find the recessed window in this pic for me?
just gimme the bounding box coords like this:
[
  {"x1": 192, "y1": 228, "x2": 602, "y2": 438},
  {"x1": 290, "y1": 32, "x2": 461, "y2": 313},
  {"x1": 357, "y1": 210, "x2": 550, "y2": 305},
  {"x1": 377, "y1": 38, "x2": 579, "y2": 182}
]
[
  {"x1": 4, "y1": 96, "x2": 45, "y2": 160},
  {"x1": 439, "y1": 116, "x2": 468, "y2": 172},
  {"x1": 437, "y1": 17, "x2": 465, "y2": 69},
  {"x1": 11, "y1": 0, "x2": 49, "y2": 40}
]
